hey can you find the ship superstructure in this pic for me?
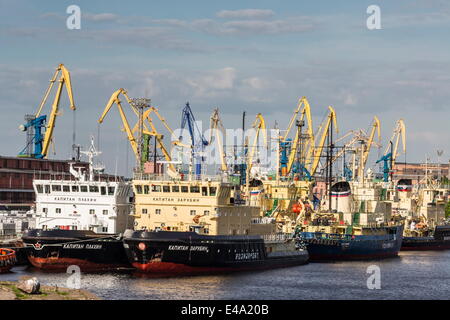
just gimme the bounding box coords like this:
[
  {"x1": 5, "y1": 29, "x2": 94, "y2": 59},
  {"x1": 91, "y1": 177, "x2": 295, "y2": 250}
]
[{"x1": 33, "y1": 138, "x2": 133, "y2": 233}]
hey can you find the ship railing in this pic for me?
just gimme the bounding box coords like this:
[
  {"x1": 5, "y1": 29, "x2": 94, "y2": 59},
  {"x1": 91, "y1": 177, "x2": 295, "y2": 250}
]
[
  {"x1": 251, "y1": 217, "x2": 276, "y2": 224},
  {"x1": 133, "y1": 172, "x2": 230, "y2": 183},
  {"x1": 262, "y1": 233, "x2": 294, "y2": 242}
]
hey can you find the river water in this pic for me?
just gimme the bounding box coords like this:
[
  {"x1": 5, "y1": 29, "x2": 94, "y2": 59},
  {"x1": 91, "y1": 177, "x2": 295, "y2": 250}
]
[{"x1": 2, "y1": 250, "x2": 449, "y2": 299}]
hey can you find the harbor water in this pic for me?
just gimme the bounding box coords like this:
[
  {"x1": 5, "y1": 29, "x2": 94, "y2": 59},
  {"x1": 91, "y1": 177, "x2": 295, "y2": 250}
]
[{"x1": 2, "y1": 250, "x2": 449, "y2": 299}]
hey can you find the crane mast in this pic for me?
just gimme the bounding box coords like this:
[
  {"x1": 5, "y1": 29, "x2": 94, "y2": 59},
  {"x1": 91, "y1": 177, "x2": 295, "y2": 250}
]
[
  {"x1": 209, "y1": 108, "x2": 228, "y2": 173},
  {"x1": 19, "y1": 63, "x2": 75, "y2": 159}
]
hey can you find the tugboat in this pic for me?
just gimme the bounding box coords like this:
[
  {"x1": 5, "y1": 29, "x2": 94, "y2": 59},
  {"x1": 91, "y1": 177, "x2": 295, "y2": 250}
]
[
  {"x1": 297, "y1": 214, "x2": 404, "y2": 261},
  {"x1": 123, "y1": 173, "x2": 309, "y2": 276},
  {"x1": 402, "y1": 224, "x2": 450, "y2": 251},
  {"x1": 22, "y1": 138, "x2": 134, "y2": 271},
  {"x1": 0, "y1": 248, "x2": 17, "y2": 273}
]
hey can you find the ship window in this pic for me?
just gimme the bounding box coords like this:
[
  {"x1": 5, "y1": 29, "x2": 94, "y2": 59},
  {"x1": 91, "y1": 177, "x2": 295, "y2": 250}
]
[
  {"x1": 101, "y1": 186, "x2": 106, "y2": 195},
  {"x1": 204, "y1": 210, "x2": 210, "y2": 216},
  {"x1": 151, "y1": 185, "x2": 161, "y2": 192},
  {"x1": 108, "y1": 187, "x2": 115, "y2": 195},
  {"x1": 181, "y1": 186, "x2": 188, "y2": 193},
  {"x1": 89, "y1": 209, "x2": 95, "y2": 215},
  {"x1": 190, "y1": 186, "x2": 200, "y2": 193},
  {"x1": 36, "y1": 185, "x2": 43, "y2": 193},
  {"x1": 136, "y1": 185, "x2": 142, "y2": 194},
  {"x1": 44, "y1": 185, "x2": 50, "y2": 194},
  {"x1": 163, "y1": 185, "x2": 170, "y2": 193},
  {"x1": 209, "y1": 187, "x2": 217, "y2": 196},
  {"x1": 204, "y1": 228, "x2": 209, "y2": 234},
  {"x1": 56, "y1": 208, "x2": 61, "y2": 214},
  {"x1": 142, "y1": 208, "x2": 148, "y2": 214},
  {"x1": 42, "y1": 208, "x2": 47, "y2": 213},
  {"x1": 80, "y1": 185, "x2": 88, "y2": 192},
  {"x1": 89, "y1": 186, "x2": 99, "y2": 193},
  {"x1": 63, "y1": 185, "x2": 70, "y2": 192},
  {"x1": 202, "y1": 187, "x2": 208, "y2": 196},
  {"x1": 190, "y1": 210, "x2": 196, "y2": 216},
  {"x1": 52, "y1": 185, "x2": 62, "y2": 192},
  {"x1": 102, "y1": 227, "x2": 108, "y2": 232},
  {"x1": 144, "y1": 185, "x2": 149, "y2": 194},
  {"x1": 155, "y1": 209, "x2": 161, "y2": 215},
  {"x1": 103, "y1": 210, "x2": 108, "y2": 215},
  {"x1": 171, "y1": 185, "x2": 179, "y2": 192}
]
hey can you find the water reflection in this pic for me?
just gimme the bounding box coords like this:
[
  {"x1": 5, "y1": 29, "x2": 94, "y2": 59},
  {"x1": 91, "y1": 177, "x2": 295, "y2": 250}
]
[{"x1": 2, "y1": 250, "x2": 450, "y2": 300}]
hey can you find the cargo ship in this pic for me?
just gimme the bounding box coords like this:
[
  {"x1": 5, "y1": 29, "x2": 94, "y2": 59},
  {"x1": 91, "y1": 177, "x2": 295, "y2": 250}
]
[
  {"x1": 123, "y1": 173, "x2": 308, "y2": 275},
  {"x1": 22, "y1": 138, "x2": 134, "y2": 271},
  {"x1": 401, "y1": 225, "x2": 450, "y2": 251}
]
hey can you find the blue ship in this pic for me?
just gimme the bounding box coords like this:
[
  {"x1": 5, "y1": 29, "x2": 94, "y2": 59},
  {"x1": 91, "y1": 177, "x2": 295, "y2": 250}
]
[{"x1": 297, "y1": 224, "x2": 404, "y2": 261}]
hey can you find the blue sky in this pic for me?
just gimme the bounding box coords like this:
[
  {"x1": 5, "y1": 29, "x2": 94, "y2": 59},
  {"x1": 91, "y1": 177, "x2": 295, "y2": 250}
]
[{"x1": 1, "y1": 0, "x2": 449, "y2": 176}]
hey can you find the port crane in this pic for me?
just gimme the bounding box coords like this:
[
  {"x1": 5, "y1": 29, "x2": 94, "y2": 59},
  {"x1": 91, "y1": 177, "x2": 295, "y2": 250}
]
[
  {"x1": 209, "y1": 108, "x2": 228, "y2": 173},
  {"x1": 19, "y1": 63, "x2": 75, "y2": 158},
  {"x1": 329, "y1": 116, "x2": 381, "y2": 181},
  {"x1": 376, "y1": 119, "x2": 406, "y2": 182},
  {"x1": 281, "y1": 97, "x2": 315, "y2": 178},
  {"x1": 178, "y1": 102, "x2": 209, "y2": 176},
  {"x1": 246, "y1": 113, "x2": 268, "y2": 179},
  {"x1": 98, "y1": 88, "x2": 178, "y2": 177},
  {"x1": 308, "y1": 106, "x2": 338, "y2": 176}
]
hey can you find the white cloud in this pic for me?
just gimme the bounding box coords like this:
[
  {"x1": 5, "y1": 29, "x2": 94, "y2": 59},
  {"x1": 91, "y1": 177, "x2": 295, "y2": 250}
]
[{"x1": 216, "y1": 9, "x2": 275, "y2": 19}]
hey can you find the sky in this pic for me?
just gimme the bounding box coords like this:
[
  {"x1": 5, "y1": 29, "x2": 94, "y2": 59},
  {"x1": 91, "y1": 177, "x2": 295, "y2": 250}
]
[{"x1": 1, "y1": 0, "x2": 449, "y2": 177}]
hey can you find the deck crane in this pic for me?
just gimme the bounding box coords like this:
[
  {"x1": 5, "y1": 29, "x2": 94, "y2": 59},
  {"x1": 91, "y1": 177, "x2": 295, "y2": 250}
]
[
  {"x1": 246, "y1": 113, "x2": 268, "y2": 179},
  {"x1": 376, "y1": 119, "x2": 406, "y2": 182},
  {"x1": 178, "y1": 102, "x2": 209, "y2": 176},
  {"x1": 98, "y1": 89, "x2": 178, "y2": 177},
  {"x1": 282, "y1": 97, "x2": 314, "y2": 178},
  {"x1": 19, "y1": 63, "x2": 75, "y2": 158},
  {"x1": 209, "y1": 108, "x2": 228, "y2": 173},
  {"x1": 308, "y1": 106, "x2": 338, "y2": 176}
]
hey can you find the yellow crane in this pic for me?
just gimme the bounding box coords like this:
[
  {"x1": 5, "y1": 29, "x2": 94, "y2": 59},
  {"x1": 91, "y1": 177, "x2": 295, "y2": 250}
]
[
  {"x1": 283, "y1": 97, "x2": 314, "y2": 175},
  {"x1": 209, "y1": 108, "x2": 228, "y2": 173},
  {"x1": 308, "y1": 106, "x2": 338, "y2": 176},
  {"x1": 246, "y1": 113, "x2": 268, "y2": 177},
  {"x1": 98, "y1": 88, "x2": 139, "y2": 156},
  {"x1": 385, "y1": 119, "x2": 406, "y2": 168},
  {"x1": 26, "y1": 64, "x2": 76, "y2": 158},
  {"x1": 361, "y1": 116, "x2": 381, "y2": 172},
  {"x1": 98, "y1": 88, "x2": 178, "y2": 177}
]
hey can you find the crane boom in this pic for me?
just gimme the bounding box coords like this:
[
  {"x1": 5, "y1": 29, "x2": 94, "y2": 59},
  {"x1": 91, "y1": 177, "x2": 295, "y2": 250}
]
[
  {"x1": 209, "y1": 108, "x2": 228, "y2": 172},
  {"x1": 247, "y1": 113, "x2": 267, "y2": 175},
  {"x1": 39, "y1": 64, "x2": 76, "y2": 158},
  {"x1": 308, "y1": 106, "x2": 338, "y2": 176},
  {"x1": 285, "y1": 97, "x2": 314, "y2": 175},
  {"x1": 361, "y1": 116, "x2": 381, "y2": 170}
]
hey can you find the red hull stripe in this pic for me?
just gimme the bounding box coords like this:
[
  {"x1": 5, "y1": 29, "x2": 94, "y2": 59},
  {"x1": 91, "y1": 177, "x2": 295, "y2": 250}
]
[
  {"x1": 309, "y1": 252, "x2": 398, "y2": 261},
  {"x1": 401, "y1": 245, "x2": 450, "y2": 251},
  {"x1": 28, "y1": 257, "x2": 128, "y2": 272},
  {"x1": 132, "y1": 260, "x2": 307, "y2": 275}
]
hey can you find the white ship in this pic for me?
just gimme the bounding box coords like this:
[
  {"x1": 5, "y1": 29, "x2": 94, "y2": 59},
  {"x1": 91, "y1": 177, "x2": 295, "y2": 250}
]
[{"x1": 32, "y1": 137, "x2": 134, "y2": 234}]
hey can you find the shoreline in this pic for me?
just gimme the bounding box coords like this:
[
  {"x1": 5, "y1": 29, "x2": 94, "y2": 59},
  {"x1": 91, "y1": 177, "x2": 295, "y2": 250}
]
[{"x1": 0, "y1": 281, "x2": 100, "y2": 300}]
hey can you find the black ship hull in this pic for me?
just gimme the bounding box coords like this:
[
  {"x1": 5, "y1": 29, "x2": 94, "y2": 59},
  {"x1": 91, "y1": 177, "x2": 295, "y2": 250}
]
[
  {"x1": 298, "y1": 225, "x2": 404, "y2": 261},
  {"x1": 401, "y1": 225, "x2": 450, "y2": 251},
  {"x1": 401, "y1": 237, "x2": 450, "y2": 250},
  {"x1": 22, "y1": 229, "x2": 130, "y2": 272},
  {"x1": 123, "y1": 230, "x2": 309, "y2": 276}
]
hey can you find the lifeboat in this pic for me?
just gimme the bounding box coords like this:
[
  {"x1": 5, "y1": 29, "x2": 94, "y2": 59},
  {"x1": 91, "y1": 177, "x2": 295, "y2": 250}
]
[{"x1": 0, "y1": 248, "x2": 17, "y2": 273}]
